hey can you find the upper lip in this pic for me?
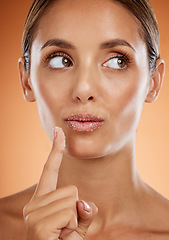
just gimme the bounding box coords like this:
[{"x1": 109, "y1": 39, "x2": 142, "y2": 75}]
[{"x1": 64, "y1": 113, "x2": 104, "y2": 122}]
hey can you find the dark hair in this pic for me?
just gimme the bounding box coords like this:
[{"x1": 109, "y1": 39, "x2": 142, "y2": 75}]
[{"x1": 22, "y1": 0, "x2": 160, "y2": 73}]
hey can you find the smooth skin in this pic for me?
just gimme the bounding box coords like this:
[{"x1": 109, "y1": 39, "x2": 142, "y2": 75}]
[{"x1": 0, "y1": 0, "x2": 169, "y2": 239}]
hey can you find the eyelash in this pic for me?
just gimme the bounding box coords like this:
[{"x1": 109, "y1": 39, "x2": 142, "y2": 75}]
[
  {"x1": 43, "y1": 51, "x2": 133, "y2": 71},
  {"x1": 105, "y1": 52, "x2": 133, "y2": 72},
  {"x1": 44, "y1": 51, "x2": 73, "y2": 70}
]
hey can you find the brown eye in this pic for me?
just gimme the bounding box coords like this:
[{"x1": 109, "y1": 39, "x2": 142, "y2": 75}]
[
  {"x1": 49, "y1": 56, "x2": 72, "y2": 68},
  {"x1": 62, "y1": 57, "x2": 72, "y2": 67},
  {"x1": 117, "y1": 58, "x2": 126, "y2": 68},
  {"x1": 103, "y1": 57, "x2": 127, "y2": 69}
]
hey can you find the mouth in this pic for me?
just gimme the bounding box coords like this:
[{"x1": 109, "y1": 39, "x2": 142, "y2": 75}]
[{"x1": 64, "y1": 113, "x2": 104, "y2": 132}]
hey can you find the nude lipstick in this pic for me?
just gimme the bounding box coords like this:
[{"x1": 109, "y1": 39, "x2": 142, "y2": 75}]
[{"x1": 65, "y1": 114, "x2": 104, "y2": 132}]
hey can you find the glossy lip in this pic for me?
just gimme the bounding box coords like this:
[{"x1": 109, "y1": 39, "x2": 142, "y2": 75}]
[{"x1": 64, "y1": 113, "x2": 104, "y2": 132}]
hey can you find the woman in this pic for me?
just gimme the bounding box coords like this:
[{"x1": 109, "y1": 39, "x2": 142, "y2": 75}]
[{"x1": 0, "y1": 0, "x2": 169, "y2": 239}]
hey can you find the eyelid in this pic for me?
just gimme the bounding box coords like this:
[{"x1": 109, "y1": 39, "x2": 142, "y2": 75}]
[
  {"x1": 44, "y1": 51, "x2": 73, "y2": 62},
  {"x1": 102, "y1": 52, "x2": 133, "y2": 68},
  {"x1": 103, "y1": 52, "x2": 130, "y2": 63},
  {"x1": 43, "y1": 51, "x2": 74, "y2": 70}
]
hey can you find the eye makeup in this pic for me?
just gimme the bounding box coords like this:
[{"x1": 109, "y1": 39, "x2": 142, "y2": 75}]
[
  {"x1": 43, "y1": 51, "x2": 73, "y2": 70},
  {"x1": 42, "y1": 49, "x2": 134, "y2": 72},
  {"x1": 102, "y1": 52, "x2": 134, "y2": 71}
]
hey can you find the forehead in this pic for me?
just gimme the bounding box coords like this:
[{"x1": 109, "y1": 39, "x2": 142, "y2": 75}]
[{"x1": 34, "y1": 0, "x2": 144, "y2": 51}]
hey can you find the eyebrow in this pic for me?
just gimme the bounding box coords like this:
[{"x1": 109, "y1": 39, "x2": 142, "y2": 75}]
[
  {"x1": 40, "y1": 38, "x2": 136, "y2": 52},
  {"x1": 100, "y1": 39, "x2": 136, "y2": 52},
  {"x1": 41, "y1": 39, "x2": 75, "y2": 50}
]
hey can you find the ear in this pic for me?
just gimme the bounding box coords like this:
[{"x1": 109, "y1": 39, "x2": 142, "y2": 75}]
[
  {"x1": 18, "y1": 57, "x2": 36, "y2": 102},
  {"x1": 145, "y1": 58, "x2": 165, "y2": 103}
]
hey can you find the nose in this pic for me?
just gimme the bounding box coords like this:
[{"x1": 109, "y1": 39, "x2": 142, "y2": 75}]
[{"x1": 72, "y1": 67, "x2": 98, "y2": 104}]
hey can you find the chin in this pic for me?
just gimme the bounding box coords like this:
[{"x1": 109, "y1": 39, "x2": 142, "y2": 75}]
[
  {"x1": 65, "y1": 144, "x2": 101, "y2": 159},
  {"x1": 65, "y1": 149, "x2": 103, "y2": 159},
  {"x1": 64, "y1": 136, "x2": 107, "y2": 159}
]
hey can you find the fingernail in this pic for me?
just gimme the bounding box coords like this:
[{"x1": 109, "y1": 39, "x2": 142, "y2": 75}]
[
  {"x1": 80, "y1": 200, "x2": 91, "y2": 213},
  {"x1": 53, "y1": 126, "x2": 62, "y2": 140},
  {"x1": 52, "y1": 127, "x2": 58, "y2": 140},
  {"x1": 53, "y1": 127, "x2": 66, "y2": 151}
]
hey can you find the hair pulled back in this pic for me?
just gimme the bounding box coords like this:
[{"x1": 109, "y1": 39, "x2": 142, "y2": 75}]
[{"x1": 22, "y1": 0, "x2": 160, "y2": 73}]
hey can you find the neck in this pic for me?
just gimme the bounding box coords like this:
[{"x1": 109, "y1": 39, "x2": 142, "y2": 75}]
[{"x1": 57, "y1": 138, "x2": 144, "y2": 226}]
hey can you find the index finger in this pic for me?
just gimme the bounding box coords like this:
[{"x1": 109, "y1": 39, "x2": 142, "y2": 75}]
[{"x1": 33, "y1": 127, "x2": 66, "y2": 198}]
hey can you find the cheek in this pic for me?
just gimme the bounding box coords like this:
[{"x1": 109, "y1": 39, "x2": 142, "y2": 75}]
[
  {"x1": 106, "y1": 70, "x2": 149, "y2": 135},
  {"x1": 30, "y1": 69, "x2": 69, "y2": 139}
]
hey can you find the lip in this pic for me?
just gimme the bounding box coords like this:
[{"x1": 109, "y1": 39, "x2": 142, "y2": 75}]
[{"x1": 64, "y1": 114, "x2": 104, "y2": 132}]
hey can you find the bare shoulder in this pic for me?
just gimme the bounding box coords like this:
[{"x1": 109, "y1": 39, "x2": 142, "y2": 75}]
[
  {"x1": 143, "y1": 184, "x2": 169, "y2": 232},
  {"x1": 0, "y1": 185, "x2": 36, "y2": 240}
]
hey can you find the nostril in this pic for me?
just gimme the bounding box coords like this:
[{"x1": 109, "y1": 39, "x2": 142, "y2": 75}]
[
  {"x1": 75, "y1": 95, "x2": 94, "y2": 103},
  {"x1": 88, "y1": 96, "x2": 94, "y2": 101}
]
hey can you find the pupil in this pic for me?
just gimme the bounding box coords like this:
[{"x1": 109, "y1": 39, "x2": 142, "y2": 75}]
[{"x1": 62, "y1": 57, "x2": 71, "y2": 67}]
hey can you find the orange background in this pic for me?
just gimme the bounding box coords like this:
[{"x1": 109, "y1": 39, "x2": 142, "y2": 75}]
[{"x1": 0, "y1": 0, "x2": 169, "y2": 198}]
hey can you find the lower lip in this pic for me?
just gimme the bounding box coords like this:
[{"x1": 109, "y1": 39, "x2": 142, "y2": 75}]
[{"x1": 65, "y1": 120, "x2": 104, "y2": 132}]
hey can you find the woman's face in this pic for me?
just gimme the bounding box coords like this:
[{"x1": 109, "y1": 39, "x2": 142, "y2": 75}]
[{"x1": 29, "y1": 0, "x2": 151, "y2": 158}]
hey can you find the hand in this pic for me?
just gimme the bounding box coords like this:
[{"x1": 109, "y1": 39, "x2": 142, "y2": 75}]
[{"x1": 23, "y1": 127, "x2": 98, "y2": 240}]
